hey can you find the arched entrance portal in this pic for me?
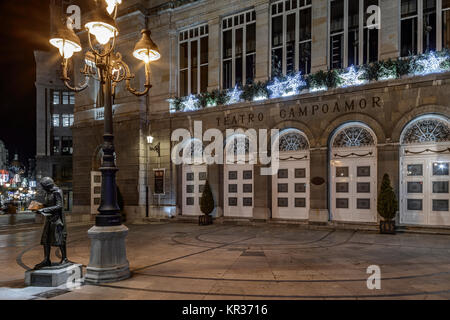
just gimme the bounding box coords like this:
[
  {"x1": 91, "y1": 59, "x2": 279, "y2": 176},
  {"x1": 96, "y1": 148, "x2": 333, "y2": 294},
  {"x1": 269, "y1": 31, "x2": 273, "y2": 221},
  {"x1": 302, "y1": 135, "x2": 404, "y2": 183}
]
[
  {"x1": 272, "y1": 128, "x2": 310, "y2": 220},
  {"x1": 181, "y1": 139, "x2": 207, "y2": 216},
  {"x1": 330, "y1": 122, "x2": 378, "y2": 223},
  {"x1": 224, "y1": 133, "x2": 255, "y2": 218},
  {"x1": 400, "y1": 115, "x2": 450, "y2": 226}
]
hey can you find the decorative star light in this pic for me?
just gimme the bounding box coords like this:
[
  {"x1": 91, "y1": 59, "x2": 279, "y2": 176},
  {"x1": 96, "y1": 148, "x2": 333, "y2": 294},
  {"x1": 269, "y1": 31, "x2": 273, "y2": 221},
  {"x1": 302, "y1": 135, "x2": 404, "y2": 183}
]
[
  {"x1": 283, "y1": 73, "x2": 307, "y2": 97},
  {"x1": 267, "y1": 77, "x2": 285, "y2": 98},
  {"x1": 338, "y1": 66, "x2": 367, "y2": 88},
  {"x1": 226, "y1": 86, "x2": 243, "y2": 105},
  {"x1": 183, "y1": 94, "x2": 200, "y2": 111},
  {"x1": 268, "y1": 72, "x2": 306, "y2": 98},
  {"x1": 413, "y1": 51, "x2": 449, "y2": 76}
]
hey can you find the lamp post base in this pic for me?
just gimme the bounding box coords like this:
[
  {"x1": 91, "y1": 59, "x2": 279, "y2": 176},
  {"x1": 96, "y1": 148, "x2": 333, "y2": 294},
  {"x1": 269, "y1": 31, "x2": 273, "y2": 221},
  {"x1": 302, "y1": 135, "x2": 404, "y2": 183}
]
[{"x1": 85, "y1": 225, "x2": 130, "y2": 284}]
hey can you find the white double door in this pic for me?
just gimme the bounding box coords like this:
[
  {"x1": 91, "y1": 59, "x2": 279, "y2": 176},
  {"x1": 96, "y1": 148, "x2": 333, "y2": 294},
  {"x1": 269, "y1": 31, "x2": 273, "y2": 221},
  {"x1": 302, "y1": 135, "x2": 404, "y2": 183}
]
[
  {"x1": 182, "y1": 165, "x2": 207, "y2": 216},
  {"x1": 331, "y1": 154, "x2": 377, "y2": 223},
  {"x1": 224, "y1": 164, "x2": 254, "y2": 218},
  {"x1": 272, "y1": 158, "x2": 310, "y2": 220},
  {"x1": 400, "y1": 151, "x2": 450, "y2": 226}
]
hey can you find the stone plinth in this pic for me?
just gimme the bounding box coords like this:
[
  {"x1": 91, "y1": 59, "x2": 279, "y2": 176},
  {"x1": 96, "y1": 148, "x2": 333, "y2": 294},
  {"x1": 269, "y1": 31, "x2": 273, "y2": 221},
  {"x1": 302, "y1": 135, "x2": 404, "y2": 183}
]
[
  {"x1": 84, "y1": 224, "x2": 130, "y2": 284},
  {"x1": 25, "y1": 263, "x2": 83, "y2": 287}
]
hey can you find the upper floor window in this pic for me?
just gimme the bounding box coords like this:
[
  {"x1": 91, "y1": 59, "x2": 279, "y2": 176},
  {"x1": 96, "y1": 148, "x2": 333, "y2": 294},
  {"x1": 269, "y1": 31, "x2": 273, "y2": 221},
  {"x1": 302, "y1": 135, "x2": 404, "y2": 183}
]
[
  {"x1": 329, "y1": 0, "x2": 379, "y2": 69},
  {"x1": 52, "y1": 114, "x2": 60, "y2": 127},
  {"x1": 61, "y1": 92, "x2": 75, "y2": 105},
  {"x1": 52, "y1": 136, "x2": 60, "y2": 155},
  {"x1": 401, "y1": 0, "x2": 450, "y2": 56},
  {"x1": 444, "y1": 0, "x2": 450, "y2": 48},
  {"x1": 53, "y1": 91, "x2": 60, "y2": 105},
  {"x1": 62, "y1": 114, "x2": 74, "y2": 127},
  {"x1": 271, "y1": 0, "x2": 312, "y2": 77},
  {"x1": 222, "y1": 9, "x2": 256, "y2": 89},
  {"x1": 62, "y1": 136, "x2": 73, "y2": 155},
  {"x1": 179, "y1": 24, "x2": 209, "y2": 96}
]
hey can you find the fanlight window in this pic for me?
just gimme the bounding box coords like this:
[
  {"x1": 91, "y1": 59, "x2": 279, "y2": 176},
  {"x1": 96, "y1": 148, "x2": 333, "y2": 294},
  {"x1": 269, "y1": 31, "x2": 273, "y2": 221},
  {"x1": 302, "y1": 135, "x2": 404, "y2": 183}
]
[
  {"x1": 226, "y1": 135, "x2": 251, "y2": 156},
  {"x1": 333, "y1": 126, "x2": 375, "y2": 148},
  {"x1": 402, "y1": 118, "x2": 450, "y2": 145},
  {"x1": 188, "y1": 140, "x2": 204, "y2": 157},
  {"x1": 279, "y1": 132, "x2": 309, "y2": 152}
]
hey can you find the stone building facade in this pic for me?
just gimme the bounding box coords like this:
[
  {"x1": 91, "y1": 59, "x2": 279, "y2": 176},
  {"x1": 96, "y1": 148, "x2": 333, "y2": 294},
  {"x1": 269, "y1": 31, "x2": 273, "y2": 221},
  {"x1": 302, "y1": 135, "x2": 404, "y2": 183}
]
[{"x1": 71, "y1": 0, "x2": 450, "y2": 229}]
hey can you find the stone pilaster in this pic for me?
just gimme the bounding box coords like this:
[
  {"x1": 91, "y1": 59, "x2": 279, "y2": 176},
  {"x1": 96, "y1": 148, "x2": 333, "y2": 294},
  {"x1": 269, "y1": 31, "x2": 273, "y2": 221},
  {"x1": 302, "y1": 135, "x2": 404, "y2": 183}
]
[
  {"x1": 379, "y1": 0, "x2": 400, "y2": 60},
  {"x1": 311, "y1": 0, "x2": 328, "y2": 72},
  {"x1": 208, "y1": 17, "x2": 221, "y2": 91},
  {"x1": 255, "y1": 2, "x2": 270, "y2": 82}
]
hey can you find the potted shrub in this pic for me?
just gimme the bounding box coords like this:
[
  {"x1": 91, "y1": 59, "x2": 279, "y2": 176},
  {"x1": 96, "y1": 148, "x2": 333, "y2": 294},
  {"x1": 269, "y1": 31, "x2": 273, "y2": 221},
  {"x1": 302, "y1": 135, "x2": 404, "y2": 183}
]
[
  {"x1": 199, "y1": 180, "x2": 214, "y2": 226},
  {"x1": 377, "y1": 174, "x2": 398, "y2": 234}
]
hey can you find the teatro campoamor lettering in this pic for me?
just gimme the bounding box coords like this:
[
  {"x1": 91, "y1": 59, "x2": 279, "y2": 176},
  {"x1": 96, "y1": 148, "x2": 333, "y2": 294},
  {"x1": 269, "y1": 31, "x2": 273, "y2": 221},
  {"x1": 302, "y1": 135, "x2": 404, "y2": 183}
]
[
  {"x1": 214, "y1": 96, "x2": 383, "y2": 128},
  {"x1": 280, "y1": 96, "x2": 383, "y2": 120}
]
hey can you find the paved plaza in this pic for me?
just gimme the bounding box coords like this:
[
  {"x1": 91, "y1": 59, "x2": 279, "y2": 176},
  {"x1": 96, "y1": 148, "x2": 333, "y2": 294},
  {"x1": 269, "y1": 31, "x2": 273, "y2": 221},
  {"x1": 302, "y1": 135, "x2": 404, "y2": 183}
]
[{"x1": 1, "y1": 221, "x2": 450, "y2": 300}]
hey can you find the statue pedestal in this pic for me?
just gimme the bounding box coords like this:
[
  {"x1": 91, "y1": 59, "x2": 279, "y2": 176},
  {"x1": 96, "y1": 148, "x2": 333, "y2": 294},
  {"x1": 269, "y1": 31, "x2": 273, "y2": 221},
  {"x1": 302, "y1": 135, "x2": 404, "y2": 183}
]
[
  {"x1": 25, "y1": 263, "x2": 83, "y2": 287},
  {"x1": 84, "y1": 225, "x2": 130, "y2": 284}
]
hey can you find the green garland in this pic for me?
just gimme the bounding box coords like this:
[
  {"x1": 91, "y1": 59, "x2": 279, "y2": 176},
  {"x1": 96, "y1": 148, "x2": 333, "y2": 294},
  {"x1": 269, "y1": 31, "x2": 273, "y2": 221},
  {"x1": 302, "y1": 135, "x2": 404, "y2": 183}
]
[{"x1": 170, "y1": 50, "x2": 450, "y2": 113}]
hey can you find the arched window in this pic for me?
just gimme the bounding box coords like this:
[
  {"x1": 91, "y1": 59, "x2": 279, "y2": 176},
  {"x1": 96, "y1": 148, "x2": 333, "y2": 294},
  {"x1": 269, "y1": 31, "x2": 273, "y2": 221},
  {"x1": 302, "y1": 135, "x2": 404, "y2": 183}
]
[
  {"x1": 400, "y1": 115, "x2": 450, "y2": 227},
  {"x1": 330, "y1": 122, "x2": 378, "y2": 223},
  {"x1": 279, "y1": 130, "x2": 309, "y2": 152},
  {"x1": 182, "y1": 139, "x2": 207, "y2": 216},
  {"x1": 272, "y1": 128, "x2": 310, "y2": 221},
  {"x1": 401, "y1": 117, "x2": 450, "y2": 145},
  {"x1": 224, "y1": 133, "x2": 255, "y2": 218},
  {"x1": 332, "y1": 126, "x2": 375, "y2": 148}
]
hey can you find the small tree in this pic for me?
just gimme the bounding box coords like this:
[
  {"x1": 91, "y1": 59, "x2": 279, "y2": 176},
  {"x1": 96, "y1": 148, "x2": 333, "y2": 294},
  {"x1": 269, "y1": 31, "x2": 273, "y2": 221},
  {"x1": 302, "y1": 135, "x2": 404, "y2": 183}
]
[
  {"x1": 377, "y1": 174, "x2": 398, "y2": 221},
  {"x1": 200, "y1": 180, "x2": 214, "y2": 216}
]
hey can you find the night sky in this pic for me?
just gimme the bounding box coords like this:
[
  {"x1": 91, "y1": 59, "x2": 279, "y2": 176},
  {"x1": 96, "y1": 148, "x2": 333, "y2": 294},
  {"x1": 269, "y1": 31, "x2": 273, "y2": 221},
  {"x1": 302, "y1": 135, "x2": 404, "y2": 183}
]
[{"x1": 0, "y1": 0, "x2": 51, "y2": 166}]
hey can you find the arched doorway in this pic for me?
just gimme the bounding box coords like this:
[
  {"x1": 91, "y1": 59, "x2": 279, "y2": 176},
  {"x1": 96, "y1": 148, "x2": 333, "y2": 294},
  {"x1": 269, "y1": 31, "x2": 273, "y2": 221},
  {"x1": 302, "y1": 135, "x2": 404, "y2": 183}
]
[
  {"x1": 400, "y1": 115, "x2": 450, "y2": 226},
  {"x1": 223, "y1": 133, "x2": 255, "y2": 218},
  {"x1": 272, "y1": 128, "x2": 310, "y2": 220},
  {"x1": 181, "y1": 139, "x2": 207, "y2": 216},
  {"x1": 330, "y1": 122, "x2": 378, "y2": 223}
]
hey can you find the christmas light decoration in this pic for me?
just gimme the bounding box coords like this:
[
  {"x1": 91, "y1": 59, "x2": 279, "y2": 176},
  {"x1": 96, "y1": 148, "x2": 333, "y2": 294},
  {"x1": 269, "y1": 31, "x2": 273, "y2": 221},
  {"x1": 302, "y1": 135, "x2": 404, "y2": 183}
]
[
  {"x1": 226, "y1": 86, "x2": 243, "y2": 105},
  {"x1": 412, "y1": 51, "x2": 449, "y2": 76},
  {"x1": 267, "y1": 73, "x2": 306, "y2": 98},
  {"x1": 253, "y1": 95, "x2": 268, "y2": 102},
  {"x1": 338, "y1": 66, "x2": 367, "y2": 88},
  {"x1": 183, "y1": 94, "x2": 200, "y2": 111},
  {"x1": 309, "y1": 86, "x2": 327, "y2": 93}
]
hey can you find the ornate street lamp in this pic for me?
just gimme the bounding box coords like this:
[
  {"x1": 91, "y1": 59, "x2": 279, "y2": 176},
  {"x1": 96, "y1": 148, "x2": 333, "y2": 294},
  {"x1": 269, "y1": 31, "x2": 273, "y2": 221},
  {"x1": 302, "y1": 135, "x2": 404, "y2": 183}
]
[{"x1": 49, "y1": 0, "x2": 160, "y2": 283}]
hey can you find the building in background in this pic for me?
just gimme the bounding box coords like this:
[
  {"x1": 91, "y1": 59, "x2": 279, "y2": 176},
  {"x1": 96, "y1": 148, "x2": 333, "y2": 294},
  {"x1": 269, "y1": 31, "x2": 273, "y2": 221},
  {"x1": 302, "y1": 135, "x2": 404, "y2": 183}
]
[
  {"x1": 34, "y1": 49, "x2": 74, "y2": 212},
  {"x1": 0, "y1": 140, "x2": 8, "y2": 170}
]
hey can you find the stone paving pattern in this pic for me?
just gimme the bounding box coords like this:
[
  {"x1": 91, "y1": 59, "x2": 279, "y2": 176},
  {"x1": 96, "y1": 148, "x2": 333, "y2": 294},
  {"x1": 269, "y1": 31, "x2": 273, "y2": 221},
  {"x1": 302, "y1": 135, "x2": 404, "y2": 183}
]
[{"x1": 1, "y1": 222, "x2": 450, "y2": 300}]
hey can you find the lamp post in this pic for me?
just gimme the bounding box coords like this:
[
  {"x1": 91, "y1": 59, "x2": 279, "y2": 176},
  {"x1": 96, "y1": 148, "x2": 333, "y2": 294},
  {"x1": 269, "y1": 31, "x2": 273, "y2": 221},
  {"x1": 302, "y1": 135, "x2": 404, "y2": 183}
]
[{"x1": 49, "y1": 0, "x2": 160, "y2": 283}]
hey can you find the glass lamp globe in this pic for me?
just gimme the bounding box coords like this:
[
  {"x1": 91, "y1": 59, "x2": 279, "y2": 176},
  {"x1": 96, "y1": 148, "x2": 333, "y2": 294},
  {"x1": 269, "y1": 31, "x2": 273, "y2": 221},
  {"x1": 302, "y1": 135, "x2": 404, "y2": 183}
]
[
  {"x1": 49, "y1": 26, "x2": 82, "y2": 59},
  {"x1": 85, "y1": 2, "x2": 118, "y2": 45},
  {"x1": 133, "y1": 30, "x2": 161, "y2": 63},
  {"x1": 105, "y1": 0, "x2": 122, "y2": 15}
]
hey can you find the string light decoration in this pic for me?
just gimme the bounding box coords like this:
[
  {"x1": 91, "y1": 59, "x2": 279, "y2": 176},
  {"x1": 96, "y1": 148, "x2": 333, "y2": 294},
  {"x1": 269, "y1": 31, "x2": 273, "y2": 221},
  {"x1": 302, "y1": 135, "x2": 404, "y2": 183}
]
[
  {"x1": 226, "y1": 86, "x2": 243, "y2": 105},
  {"x1": 182, "y1": 94, "x2": 200, "y2": 112},
  {"x1": 267, "y1": 73, "x2": 306, "y2": 98},
  {"x1": 338, "y1": 66, "x2": 367, "y2": 88},
  {"x1": 412, "y1": 51, "x2": 449, "y2": 76}
]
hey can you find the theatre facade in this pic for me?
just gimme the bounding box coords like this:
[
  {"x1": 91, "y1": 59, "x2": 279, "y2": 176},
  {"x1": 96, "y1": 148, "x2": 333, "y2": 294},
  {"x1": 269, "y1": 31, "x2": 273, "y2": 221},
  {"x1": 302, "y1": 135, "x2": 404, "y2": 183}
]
[{"x1": 71, "y1": 0, "x2": 450, "y2": 229}]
